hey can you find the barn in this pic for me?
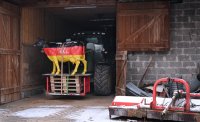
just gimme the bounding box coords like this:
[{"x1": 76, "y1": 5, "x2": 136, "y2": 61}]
[{"x1": 0, "y1": 0, "x2": 200, "y2": 121}]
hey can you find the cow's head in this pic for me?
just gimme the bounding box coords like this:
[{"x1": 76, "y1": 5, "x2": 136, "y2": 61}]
[{"x1": 33, "y1": 38, "x2": 48, "y2": 48}]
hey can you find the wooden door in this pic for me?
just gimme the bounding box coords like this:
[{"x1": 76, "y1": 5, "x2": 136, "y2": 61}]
[
  {"x1": 0, "y1": 2, "x2": 21, "y2": 104},
  {"x1": 117, "y1": 2, "x2": 169, "y2": 51},
  {"x1": 116, "y1": 2, "x2": 169, "y2": 95}
]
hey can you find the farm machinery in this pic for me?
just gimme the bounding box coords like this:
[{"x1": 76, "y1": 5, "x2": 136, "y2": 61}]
[
  {"x1": 36, "y1": 32, "x2": 115, "y2": 96},
  {"x1": 109, "y1": 77, "x2": 200, "y2": 121}
]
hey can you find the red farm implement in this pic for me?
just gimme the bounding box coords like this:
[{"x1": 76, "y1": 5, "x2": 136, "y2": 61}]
[{"x1": 109, "y1": 78, "x2": 200, "y2": 122}]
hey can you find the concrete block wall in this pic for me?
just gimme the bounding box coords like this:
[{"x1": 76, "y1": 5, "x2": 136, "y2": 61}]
[{"x1": 127, "y1": 0, "x2": 200, "y2": 85}]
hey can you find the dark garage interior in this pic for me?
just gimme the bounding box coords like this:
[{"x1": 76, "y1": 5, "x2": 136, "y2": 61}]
[{"x1": 0, "y1": 0, "x2": 117, "y2": 102}]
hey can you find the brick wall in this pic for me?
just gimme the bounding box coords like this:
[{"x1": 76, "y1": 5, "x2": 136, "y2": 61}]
[{"x1": 127, "y1": 0, "x2": 200, "y2": 85}]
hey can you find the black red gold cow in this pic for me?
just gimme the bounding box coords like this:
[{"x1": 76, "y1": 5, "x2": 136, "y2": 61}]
[{"x1": 43, "y1": 45, "x2": 87, "y2": 75}]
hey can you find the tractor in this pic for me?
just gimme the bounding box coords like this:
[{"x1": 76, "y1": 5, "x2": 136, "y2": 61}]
[{"x1": 72, "y1": 32, "x2": 115, "y2": 95}]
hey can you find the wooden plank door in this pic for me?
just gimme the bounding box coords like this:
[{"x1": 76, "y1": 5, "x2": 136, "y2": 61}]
[
  {"x1": 0, "y1": 2, "x2": 21, "y2": 104},
  {"x1": 116, "y1": 2, "x2": 169, "y2": 95},
  {"x1": 117, "y1": 2, "x2": 169, "y2": 51}
]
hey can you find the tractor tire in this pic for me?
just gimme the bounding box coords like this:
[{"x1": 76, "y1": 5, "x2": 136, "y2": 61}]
[{"x1": 94, "y1": 64, "x2": 112, "y2": 95}]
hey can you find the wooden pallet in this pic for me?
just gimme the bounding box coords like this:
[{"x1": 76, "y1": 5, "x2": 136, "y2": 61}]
[{"x1": 49, "y1": 75, "x2": 83, "y2": 94}]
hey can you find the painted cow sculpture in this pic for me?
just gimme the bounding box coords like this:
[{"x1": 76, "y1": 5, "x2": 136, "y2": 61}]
[{"x1": 34, "y1": 39, "x2": 87, "y2": 75}]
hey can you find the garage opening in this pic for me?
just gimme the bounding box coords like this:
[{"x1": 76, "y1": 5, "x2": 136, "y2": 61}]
[{"x1": 21, "y1": 4, "x2": 116, "y2": 98}]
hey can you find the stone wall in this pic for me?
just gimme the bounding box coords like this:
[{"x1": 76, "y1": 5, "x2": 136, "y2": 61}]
[{"x1": 127, "y1": 0, "x2": 200, "y2": 85}]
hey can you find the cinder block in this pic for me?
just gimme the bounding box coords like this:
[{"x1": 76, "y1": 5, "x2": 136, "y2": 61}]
[
  {"x1": 176, "y1": 16, "x2": 188, "y2": 22},
  {"x1": 132, "y1": 62, "x2": 143, "y2": 67},
  {"x1": 190, "y1": 3, "x2": 200, "y2": 8},
  {"x1": 126, "y1": 74, "x2": 132, "y2": 81},
  {"x1": 170, "y1": 42, "x2": 177, "y2": 48},
  {"x1": 170, "y1": 48, "x2": 182, "y2": 54},
  {"x1": 184, "y1": 9, "x2": 195, "y2": 16},
  {"x1": 183, "y1": 62, "x2": 196, "y2": 67},
  {"x1": 127, "y1": 62, "x2": 132, "y2": 69},
  {"x1": 128, "y1": 54, "x2": 138, "y2": 61},
  {"x1": 143, "y1": 61, "x2": 155, "y2": 68},
  {"x1": 182, "y1": 74, "x2": 193, "y2": 82},
  {"x1": 191, "y1": 16, "x2": 200, "y2": 21},
  {"x1": 166, "y1": 68, "x2": 177, "y2": 74},
  {"x1": 171, "y1": 35, "x2": 183, "y2": 42},
  {"x1": 165, "y1": 55, "x2": 178, "y2": 61},
  {"x1": 147, "y1": 68, "x2": 156, "y2": 75},
  {"x1": 144, "y1": 75, "x2": 156, "y2": 80},
  {"x1": 196, "y1": 48, "x2": 200, "y2": 54},
  {"x1": 138, "y1": 55, "x2": 151, "y2": 61},
  {"x1": 191, "y1": 54, "x2": 200, "y2": 61},
  {"x1": 170, "y1": 10, "x2": 183, "y2": 16},
  {"x1": 170, "y1": 17, "x2": 176, "y2": 22},
  {"x1": 183, "y1": 48, "x2": 197, "y2": 54},
  {"x1": 157, "y1": 68, "x2": 166, "y2": 74},
  {"x1": 178, "y1": 68, "x2": 190, "y2": 74},
  {"x1": 171, "y1": 22, "x2": 183, "y2": 28},
  {"x1": 183, "y1": 23, "x2": 195, "y2": 28},
  {"x1": 156, "y1": 62, "x2": 169, "y2": 67},
  {"x1": 182, "y1": 36, "x2": 191, "y2": 41},
  {"x1": 157, "y1": 74, "x2": 171, "y2": 79},
  {"x1": 137, "y1": 68, "x2": 147, "y2": 74},
  {"x1": 169, "y1": 62, "x2": 182, "y2": 67},
  {"x1": 197, "y1": 9, "x2": 200, "y2": 15},
  {"x1": 131, "y1": 74, "x2": 143, "y2": 80},
  {"x1": 171, "y1": 3, "x2": 190, "y2": 10},
  {"x1": 131, "y1": 80, "x2": 138, "y2": 85},
  {"x1": 177, "y1": 42, "x2": 190, "y2": 48},
  {"x1": 191, "y1": 35, "x2": 200, "y2": 42},
  {"x1": 154, "y1": 55, "x2": 164, "y2": 61},
  {"x1": 181, "y1": 29, "x2": 191, "y2": 35},
  {"x1": 127, "y1": 68, "x2": 138, "y2": 74},
  {"x1": 178, "y1": 55, "x2": 191, "y2": 61}
]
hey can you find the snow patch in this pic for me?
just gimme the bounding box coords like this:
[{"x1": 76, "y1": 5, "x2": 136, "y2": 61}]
[
  {"x1": 38, "y1": 105, "x2": 72, "y2": 108},
  {"x1": 13, "y1": 108, "x2": 64, "y2": 118},
  {"x1": 65, "y1": 106, "x2": 112, "y2": 122},
  {"x1": 0, "y1": 109, "x2": 8, "y2": 114}
]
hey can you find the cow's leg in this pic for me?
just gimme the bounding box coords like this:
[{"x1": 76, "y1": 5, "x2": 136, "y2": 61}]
[
  {"x1": 47, "y1": 56, "x2": 56, "y2": 74},
  {"x1": 71, "y1": 60, "x2": 80, "y2": 75},
  {"x1": 53, "y1": 58, "x2": 60, "y2": 75},
  {"x1": 81, "y1": 59, "x2": 87, "y2": 75},
  {"x1": 51, "y1": 62, "x2": 56, "y2": 74}
]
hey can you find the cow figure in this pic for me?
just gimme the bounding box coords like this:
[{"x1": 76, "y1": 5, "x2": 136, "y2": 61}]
[{"x1": 34, "y1": 39, "x2": 87, "y2": 75}]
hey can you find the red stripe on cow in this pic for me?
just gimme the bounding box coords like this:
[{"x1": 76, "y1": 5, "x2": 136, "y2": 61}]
[{"x1": 43, "y1": 46, "x2": 85, "y2": 56}]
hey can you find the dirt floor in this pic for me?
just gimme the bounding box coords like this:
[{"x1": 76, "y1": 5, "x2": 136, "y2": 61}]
[{"x1": 0, "y1": 94, "x2": 139, "y2": 122}]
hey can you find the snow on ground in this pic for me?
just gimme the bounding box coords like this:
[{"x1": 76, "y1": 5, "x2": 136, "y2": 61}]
[
  {"x1": 0, "y1": 109, "x2": 8, "y2": 114},
  {"x1": 12, "y1": 107, "x2": 65, "y2": 118},
  {"x1": 65, "y1": 106, "x2": 112, "y2": 122}
]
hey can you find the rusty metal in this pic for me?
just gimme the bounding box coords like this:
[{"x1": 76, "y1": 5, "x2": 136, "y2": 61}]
[{"x1": 137, "y1": 57, "x2": 153, "y2": 87}]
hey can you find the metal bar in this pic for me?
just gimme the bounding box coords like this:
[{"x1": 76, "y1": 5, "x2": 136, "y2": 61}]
[
  {"x1": 137, "y1": 57, "x2": 153, "y2": 87},
  {"x1": 46, "y1": 77, "x2": 49, "y2": 94},
  {"x1": 152, "y1": 78, "x2": 191, "y2": 112},
  {"x1": 83, "y1": 77, "x2": 86, "y2": 95},
  {"x1": 190, "y1": 93, "x2": 200, "y2": 98},
  {"x1": 162, "y1": 92, "x2": 177, "y2": 115}
]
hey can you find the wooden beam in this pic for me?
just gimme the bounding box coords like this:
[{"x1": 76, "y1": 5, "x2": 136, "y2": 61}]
[
  {"x1": 0, "y1": 1, "x2": 19, "y2": 16},
  {"x1": 20, "y1": 0, "x2": 116, "y2": 8},
  {"x1": 0, "y1": 48, "x2": 21, "y2": 55}
]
